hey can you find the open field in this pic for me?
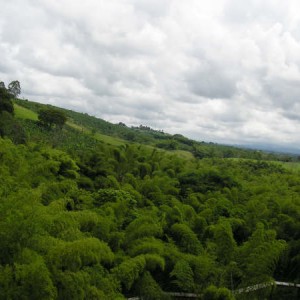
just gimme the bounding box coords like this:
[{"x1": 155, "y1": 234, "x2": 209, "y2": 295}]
[
  {"x1": 279, "y1": 161, "x2": 300, "y2": 172},
  {"x1": 14, "y1": 104, "x2": 38, "y2": 121},
  {"x1": 94, "y1": 132, "x2": 126, "y2": 146},
  {"x1": 67, "y1": 121, "x2": 127, "y2": 146}
]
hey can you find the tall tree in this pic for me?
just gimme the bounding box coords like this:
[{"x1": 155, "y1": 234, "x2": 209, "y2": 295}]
[
  {"x1": 0, "y1": 85, "x2": 14, "y2": 114},
  {"x1": 38, "y1": 108, "x2": 67, "y2": 129},
  {"x1": 8, "y1": 80, "x2": 21, "y2": 98}
]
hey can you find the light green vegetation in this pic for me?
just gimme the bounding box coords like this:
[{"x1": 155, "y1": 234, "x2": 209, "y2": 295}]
[
  {"x1": 67, "y1": 121, "x2": 126, "y2": 146},
  {"x1": 280, "y1": 161, "x2": 300, "y2": 172},
  {"x1": 0, "y1": 94, "x2": 298, "y2": 300},
  {"x1": 172, "y1": 149, "x2": 195, "y2": 160},
  {"x1": 14, "y1": 103, "x2": 38, "y2": 120},
  {"x1": 0, "y1": 136, "x2": 298, "y2": 299},
  {"x1": 93, "y1": 132, "x2": 126, "y2": 146},
  {"x1": 14, "y1": 102, "x2": 199, "y2": 152},
  {"x1": 14, "y1": 98, "x2": 300, "y2": 163}
]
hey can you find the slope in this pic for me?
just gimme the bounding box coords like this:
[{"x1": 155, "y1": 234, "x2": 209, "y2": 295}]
[{"x1": 13, "y1": 99, "x2": 298, "y2": 162}]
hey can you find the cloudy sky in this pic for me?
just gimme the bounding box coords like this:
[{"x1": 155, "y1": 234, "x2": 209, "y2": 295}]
[{"x1": 1, "y1": 0, "x2": 300, "y2": 151}]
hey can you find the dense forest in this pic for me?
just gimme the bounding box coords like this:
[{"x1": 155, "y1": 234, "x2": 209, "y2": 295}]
[{"x1": 0, "y1": 82, "x2": 299, "y2": 299}]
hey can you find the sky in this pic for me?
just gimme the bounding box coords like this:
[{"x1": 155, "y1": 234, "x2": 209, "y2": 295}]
[{"x1": 1, "y1": 0, "x2": 300, "y2": 152}]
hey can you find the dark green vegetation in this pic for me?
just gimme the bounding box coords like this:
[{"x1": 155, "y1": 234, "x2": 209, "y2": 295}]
[
  {"x1": 0, "y1": 82, "x2": 26, "y2": 145},
  {"x1": 38, "y1": 108, "x2": 67, "y2": 129},
  {"x1": 0, "y1": 85, "x2": 299, "y2": 299}
]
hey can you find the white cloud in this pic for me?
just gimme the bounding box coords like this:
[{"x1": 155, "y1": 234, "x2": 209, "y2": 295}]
[{"x1": 1, "y1": 0, "x2": 300, "y2": 151}]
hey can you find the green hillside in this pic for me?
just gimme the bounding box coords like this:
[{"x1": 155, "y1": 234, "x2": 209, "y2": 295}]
[
  {"x1": 14, "y1": 103, "x2": 39, "y2": 121},
  {"x1": 0, "y1": 91, "x2": 298, "y2": 300},
  {"x1": 13, "y1": 99, "x2": 299, "y2": 162}
]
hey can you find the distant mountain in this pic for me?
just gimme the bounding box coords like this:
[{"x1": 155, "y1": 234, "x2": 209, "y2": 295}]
[{"x1": 235, "y1": 143, "x2": 300, "y2": 156}]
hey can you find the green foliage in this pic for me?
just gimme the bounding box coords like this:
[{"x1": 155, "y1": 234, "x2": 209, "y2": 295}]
[
  {"x1": 0, "y1": 98, "x2": 299, "y2": 299},
  {"x1": 14, "y1": 249, "x2": 57, "y2": 300},
  {"x1": 171, "y1": 223, "x2": 203, "y2": 255},
  {"x1": 15, "y1": 98, "x2": 298, "y2": 161},
  {"x1": 74, "y1": 210, "x2": 112, "y2": 241},
  {"x1": 95, "y1": 188, "x2": 135, "y2": 207},
  {"x1": 213, "y1": 221, "x2": 236, "y2": 264},
  {"x1": 202, "y1": 285, "x2": 234, "y2": 300},
  {"x1": 8, "y1": 80, "x2": 21, "y2": 98},
  {"x1": 0, "y1": 85, "x2": 27, "y2": 143},
  {"x1": 38, "y1": 108, "x2": 67, "y2": 129},
  {"x1": 125, "y1": 216, "x2": 163, "y2": 244},
  {"x1": 179, "y1": 169, "x2": 239, "y2": 196},
  {"x1": 170, "y1": 259, "x2": 195, "y2": 291},
  {"x1": 0, "y1": 112, "x2": 19, "y2": 141},
  {"x1": 237, "y1": 223, "x2": 287, "y2": 286},
  {"x1": 134, "y1": 271, "x2": 168, "y2": 300},
  {"x1": 112, "y1": 255, "x2": 146, "y2": 290},
  {"x1": 0, "y1": 85, "x2": 14, "y2": 114},
  {"x1": 14, "y1": 103, "x2": 38, "y2": 120},
  {"x1": 55, "y1": 270, "x2": 92, "y2": 300},
  {"x1": 144, "y1": 254, "x2": 166, "y2": 271},
  {"x1": 128, "y1": 237, "x2": 164, "y2": 257},
  {"x1": 40, "y1": 148, "x2": 79, "y2": 179},
  {"x1": 48, "y1": 238, "x2": 114, "y2": 272}
]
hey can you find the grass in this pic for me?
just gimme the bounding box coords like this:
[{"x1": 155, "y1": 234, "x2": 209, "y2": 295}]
[
  {"x1": 66, "y1": 121, "x2": 86, "y2": 132},
  {"x1": 14, "y1": 103, "x2": 127, "y2": 147},
  {"x1": 13, "y1": 102, "x2": 197, "y2": 157},
  {"x1": 172, "y1": 149, "x2": 195, "y2": 160},
  {"x1": 14, "y1": 104, "x2": 38, "y2": 121},
  {"x1": 94, "y1": 132, "x2": 126, "y2": 146},
  {"x1": 67, "y1": 121, "x2": 126, "y2": 146},
  {"x1": 279, "y1": 161, "x2": 300, "y2": 172}
]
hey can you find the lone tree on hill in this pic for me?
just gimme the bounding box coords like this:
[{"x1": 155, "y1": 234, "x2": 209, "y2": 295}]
[
  {"x1": 8, "y1": 80, "x2": 21, "y2": 98},
  {"x1": 38, "y1": 108, "x2": 67, "y2": 129}
]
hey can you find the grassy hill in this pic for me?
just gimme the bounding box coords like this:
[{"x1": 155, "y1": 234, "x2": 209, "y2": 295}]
[
  {"x1": 14, "y1": 103, "x2": 39, "y2": 121},
  {"x1": 13, "y1": 99, "x2": 299, "y2": 162}
]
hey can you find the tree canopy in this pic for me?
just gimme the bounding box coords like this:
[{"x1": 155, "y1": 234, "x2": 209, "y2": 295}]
[
  {"x1": 0, "y1": 83, "x2": 14, "y2": 114},
  {"x1": 38, "y1": 108, "x2": 67, "y2": 129},
  {"x1": 8, "y1": 80, "x2": 21, "y2": 98},
  {"x1": 0, "y1": 96, "x2": 299, "y2": 299}
]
